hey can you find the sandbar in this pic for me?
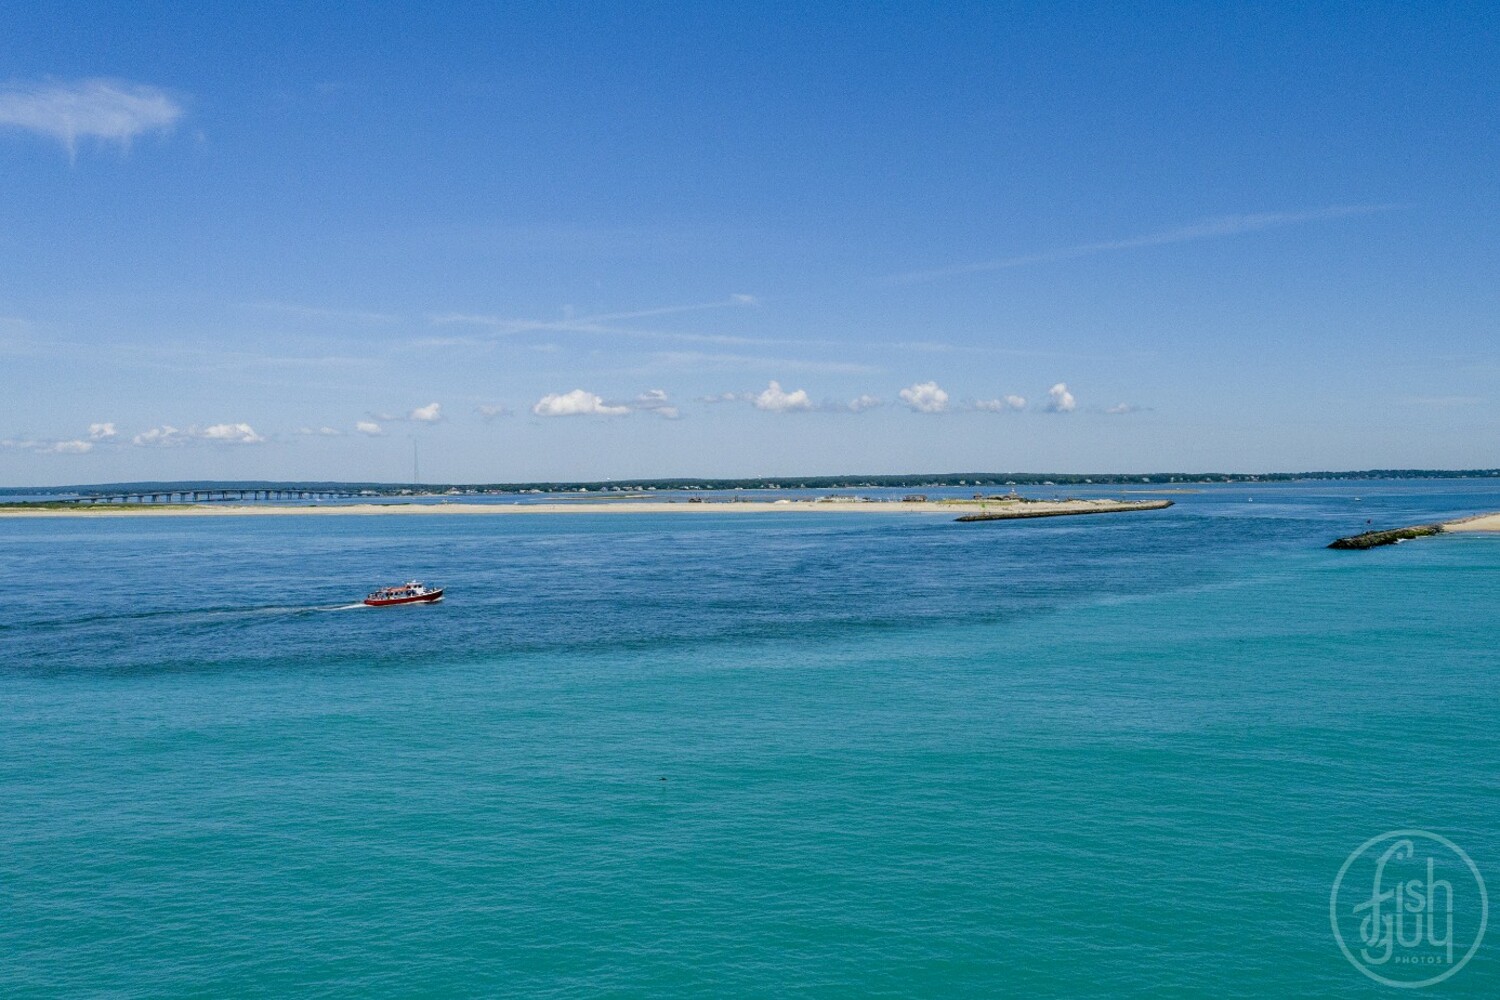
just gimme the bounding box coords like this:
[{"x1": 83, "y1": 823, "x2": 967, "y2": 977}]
[
  {"x1": 1442, "y1": 512, "x2": 1500, "y2": 532},
  {"x1": 0, "y1": 497, "x2": 1170, "y2": 519}
]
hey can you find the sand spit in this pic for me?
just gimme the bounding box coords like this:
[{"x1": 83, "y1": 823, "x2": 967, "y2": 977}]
[
  {"x1": 1441, "y1": 512, "x2": 1500, "y2": 533},
  {"x1": 0, "y1": 497, "x2": 1171, "y2": 520}
]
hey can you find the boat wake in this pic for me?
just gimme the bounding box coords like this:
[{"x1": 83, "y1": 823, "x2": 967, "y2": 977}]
[{"x1": 9, "y1": 601, "x2": 373, "y2": 634}]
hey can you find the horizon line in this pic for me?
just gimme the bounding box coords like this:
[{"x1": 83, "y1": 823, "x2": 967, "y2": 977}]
[{"x1": 5, "y1": 467, "x2": 1500, "y2": 494}]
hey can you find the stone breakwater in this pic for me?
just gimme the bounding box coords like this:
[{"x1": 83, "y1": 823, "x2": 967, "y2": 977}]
[
  {"x1": 1327, "y1": 509, "x2": 1500, "y2": 549},
  {"x1": 1327, "y1": 524, "x2": 1445, "y2": 549},
  {"x1": 953, "y1": 499, "x2": 1174, "y2": 522}
]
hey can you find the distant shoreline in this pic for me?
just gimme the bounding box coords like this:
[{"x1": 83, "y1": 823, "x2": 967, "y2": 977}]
[
  {"x1": 4, "y1": 469, "x2": 1500, "y2": 502},
  {"x1": 0, "y1": 498, "x2": 1171, "y2": 520}
]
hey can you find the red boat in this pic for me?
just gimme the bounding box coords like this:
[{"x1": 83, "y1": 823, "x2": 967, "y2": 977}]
[{"x1": 364, "y1": 580, "x2": 444, "y2": 606}]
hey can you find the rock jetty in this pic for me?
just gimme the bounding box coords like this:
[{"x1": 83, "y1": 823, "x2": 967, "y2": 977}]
[
  {"x1": 1327, "y1": 524, "x2": 1445, "y2": 549},
  {"x1": 953, "y1": 499, "x2": 1173, "y2": 522}
]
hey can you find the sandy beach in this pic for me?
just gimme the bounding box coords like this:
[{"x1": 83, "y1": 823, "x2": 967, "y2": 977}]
[
  {"x1": 0, "y1": 497, "x2": 1170, "y2": 519},
  {"x1": 1442, "y1": 513, "x2": 1500, "y2": 532}
]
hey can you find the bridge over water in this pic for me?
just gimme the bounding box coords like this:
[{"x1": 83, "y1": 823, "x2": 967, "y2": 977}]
[{"x1": 68, "y1": 488, "x2": 362, "y2": 505}]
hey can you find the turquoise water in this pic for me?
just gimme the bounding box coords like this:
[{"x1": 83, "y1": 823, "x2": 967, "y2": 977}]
[{"x1": 3, "y1": 482, "x2": 1498, "y2": 996}]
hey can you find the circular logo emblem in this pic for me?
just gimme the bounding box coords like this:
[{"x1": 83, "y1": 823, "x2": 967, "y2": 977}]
[{"x1": 1331, "y1": 830, "x2": 1487, "y2": 988}]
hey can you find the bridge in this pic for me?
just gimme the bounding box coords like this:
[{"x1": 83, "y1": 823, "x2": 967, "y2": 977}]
[{"x1": 67, "y1": 488, "x2": 362, "y2": 505}]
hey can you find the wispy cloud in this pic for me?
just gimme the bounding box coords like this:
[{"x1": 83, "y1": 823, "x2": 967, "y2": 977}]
[
  {"x1": 577, "y1": 295, "x2": 759, "y2": 324},
  {"x1": 889, "y1": 204, "x2": 1399, "y2": 284},
  {"x1": 631, "y1": 389, "x2": 681, "y2": 419},
  {"x1": 245, "y1": 301, "x2": 401, "y2": 324},
  {"x1": 974, "y1": 395, "x2": 1027, "y2": 412},
  {"x1": 2, "y1": 421, "x2": 120, "y2": 455},
  {"x1": 889, "y1": 340, "x2": 1119, "y2": 362},
  {"x1": 0, "y1": 78, "x2": 184, "y2": 159},
  {"x1": 1398, "y1": 395, "x2": 1482, "y2": 408},
  {"x1": 1, "y1": 436, "x2": 94, "y2": 454},
  {"x1": 427, "y1": 295, "x2": 872, "y2": 366},
  {"x1": 355, "y1": 420, "x2": 384, "y2": 436},
  {"x1": 432, "y1": 295, "x2": 765, "y2": 346},
  {"x1": 362, "y1": 402, "x2": 444, "y2": 425},
  {"x1": 432, "y1": 313, "x2": 759, "y2": 347},
  {"x1": 648, "y1": 351, "x2": 878, "y2": 375}
]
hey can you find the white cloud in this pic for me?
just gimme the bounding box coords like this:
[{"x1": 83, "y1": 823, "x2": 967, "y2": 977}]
[
  {"x1": 2, "y1": 438, "x2": 93, "y2": 454},
  {"x1": 132, "y1": 426, "x2": 186, "y2": 447},
  {"x1": 0, "y1": 79, "x2": 184, "y2": 158},
  {"x1": 2, "y1": 436, "x2": 92, "y2": 454},
  {"x1": 632, "y1": 389, "x2": 680, "y2": 419},
  {"x1": 134, "y1": 422, "x2": 265, "y2": 446},
  {"x1": 899, "y1": 381, "x2": 949, "y2": 413},
  {"x1": 200, "y1": 422, "x2": 265, "y2": 444},
  {"x1": 718, "y1": 387, "x2": 882, "y2": 413},
  {"x1": 753, "y1": 381, "x2": 813, "y2": 413},
  {"x1": 356, "y1": 420, "x2": 384, "y2": 436},
  {"x1": 409, "y1": 401, "x2": 442, "y2": 422},
  {"x1": 296, "y1": 426, "x2": 343, "y2": 436},
  {"x1": 975, "y1": 395, "x2": 1027, "y2": 412},
  {"x1": 2, "y1": 422, "x2": 122, "y2": 453},
  {"x1": 1105, "y1": 403, "x2": 1137, "y2": 415},
  {"x1": 533, "y1": 389, "x2": 631, "y2": 417},
  {"x1": 1045, "y1": 383, "x2": 1077, "y2": 413}
]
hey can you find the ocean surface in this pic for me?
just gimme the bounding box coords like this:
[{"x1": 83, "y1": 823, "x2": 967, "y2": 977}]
[{"x1": 3, "y1": 481, "x2": 1498, "y2": 997}]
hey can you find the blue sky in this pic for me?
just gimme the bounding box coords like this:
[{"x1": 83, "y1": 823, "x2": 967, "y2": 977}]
[{"x1": 2, "y1": 2, "x2": 1497, "y2": 484}]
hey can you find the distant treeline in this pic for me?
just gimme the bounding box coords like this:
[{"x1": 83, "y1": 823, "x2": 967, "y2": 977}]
[{"x1": 5, "y1": 469, "x2": 1500, "y2": 498}]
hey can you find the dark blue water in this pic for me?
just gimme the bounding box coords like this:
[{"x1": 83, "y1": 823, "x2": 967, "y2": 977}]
[{"x1": 2, "y1": 482, "x2": 1497, "y2": 996}]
